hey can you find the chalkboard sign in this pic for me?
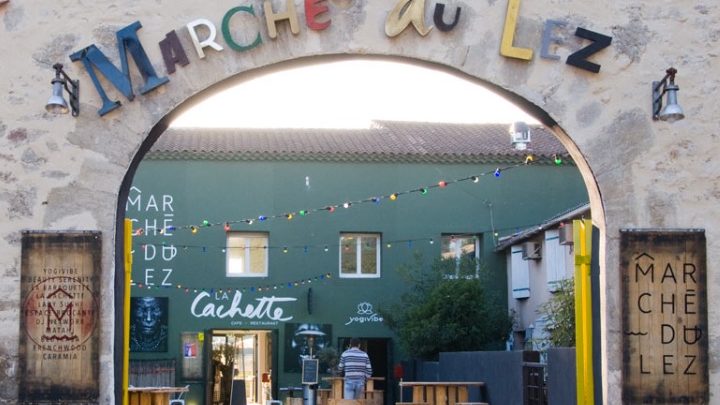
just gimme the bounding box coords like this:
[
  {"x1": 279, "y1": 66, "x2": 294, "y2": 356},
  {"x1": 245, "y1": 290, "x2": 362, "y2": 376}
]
[
  {"x1": 301, "y1": 358, "x2": 319, "y2": 385},
  {"x1": 230, "y1": 379, "x2": 247, "y2": 405}
]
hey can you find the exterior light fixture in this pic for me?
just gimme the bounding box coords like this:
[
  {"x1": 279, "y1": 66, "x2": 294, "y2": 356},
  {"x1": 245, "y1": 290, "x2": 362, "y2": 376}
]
[
  {"x1": 652, "y1": 67, "x2": 684, "y2": 122},
  {"x1": 509, "y1": 121, "x2": 531, "y2": 150},
  {"x1": 46, "y1": 63, "x2": 79, "y2": 117}
]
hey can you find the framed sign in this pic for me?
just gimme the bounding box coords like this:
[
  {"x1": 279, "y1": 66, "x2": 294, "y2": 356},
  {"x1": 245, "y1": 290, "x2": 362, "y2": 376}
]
[
  {"x1": 19, "y1": 231, "x2": 101, "y2": 402},
  {"x1": 181, "y1": 332, "x2": 204, "y2": 380},
  {"x1": 621, "y1": 229, "x2": 708, "y2": 403},
  {"x1": 302, "y1": 359, "x2": 319, "y2": 385}
]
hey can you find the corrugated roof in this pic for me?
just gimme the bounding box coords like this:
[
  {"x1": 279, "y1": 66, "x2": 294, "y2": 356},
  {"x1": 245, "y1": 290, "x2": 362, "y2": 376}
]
[
  {"x1": 494, "y1": 202, "x2": 591, "y2": 251},
  {"x1": 148, "y1": 121, "x2": 569, "y2": 164}
]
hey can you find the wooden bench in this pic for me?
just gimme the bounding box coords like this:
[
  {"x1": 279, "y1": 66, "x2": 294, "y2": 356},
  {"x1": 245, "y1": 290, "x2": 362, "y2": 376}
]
[{"x1": 398, "y1": 381, "x2": 487, "y2": 405}]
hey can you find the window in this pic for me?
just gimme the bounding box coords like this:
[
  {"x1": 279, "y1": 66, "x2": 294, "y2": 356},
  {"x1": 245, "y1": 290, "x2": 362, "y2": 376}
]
[
  {"x1": 339, "y1": 233, "x2": 380, "y2": 278},
  {"x1": 440, "y1": 234, "x2": 481, "y2": 277},
  {"x1": 226, "y1": 232, "x2": 268, "y2": 277}
]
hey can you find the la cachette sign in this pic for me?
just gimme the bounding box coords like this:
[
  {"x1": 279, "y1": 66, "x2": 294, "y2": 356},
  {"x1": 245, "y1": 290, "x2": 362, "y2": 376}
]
[{"x1": 68, "y1": 0, "x2": 613, "y2": 116}]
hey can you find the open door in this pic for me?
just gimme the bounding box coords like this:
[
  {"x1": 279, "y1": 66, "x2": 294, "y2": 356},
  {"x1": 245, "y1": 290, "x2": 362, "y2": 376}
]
[
  {"x1": 338, "y1": 338, "x2": 392, "y2": 405},
  {"x1": 208, "y1": 330, "x2": 274, "y2": 405}
]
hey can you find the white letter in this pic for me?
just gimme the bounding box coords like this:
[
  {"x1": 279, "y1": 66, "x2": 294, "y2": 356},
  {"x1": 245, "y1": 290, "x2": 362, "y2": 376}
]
[{"x1": 186, "y1": 18, "x2": 224, "y2": 58}]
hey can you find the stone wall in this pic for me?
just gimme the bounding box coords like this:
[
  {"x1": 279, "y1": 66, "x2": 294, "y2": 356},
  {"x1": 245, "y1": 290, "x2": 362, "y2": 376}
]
[{"x1": 1, "y1": 0, "x2": 718, "y2": 403}]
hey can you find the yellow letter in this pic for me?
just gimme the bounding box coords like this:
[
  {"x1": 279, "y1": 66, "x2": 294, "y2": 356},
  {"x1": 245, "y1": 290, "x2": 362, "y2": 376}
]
[
  {"x1": 385, "y1": 0, "x2": 432, "y2": 37},
  {"x1": 500, "y1": 0, "x2": 533, "y2": 60},
  {"x1": 264, "y1": 0, "x2": 300, "y2": 39}
]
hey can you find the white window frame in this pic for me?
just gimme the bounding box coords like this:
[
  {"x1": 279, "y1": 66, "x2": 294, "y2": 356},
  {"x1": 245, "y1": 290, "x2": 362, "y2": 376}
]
[
  {"x1": 338, "y1": 233, "x2": 381, "y2": 278},
  {"x1": 226, "y1": 232, "x2": 269, "y2": 277}
]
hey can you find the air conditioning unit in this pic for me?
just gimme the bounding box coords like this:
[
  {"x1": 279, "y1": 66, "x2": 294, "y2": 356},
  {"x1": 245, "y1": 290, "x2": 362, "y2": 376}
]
[
  {"x1": 559, "y1": 223, "x2": 574, "y2": 245},
  {"x1": 522, "y1": 242, "x2": 541, "y2": 260}
]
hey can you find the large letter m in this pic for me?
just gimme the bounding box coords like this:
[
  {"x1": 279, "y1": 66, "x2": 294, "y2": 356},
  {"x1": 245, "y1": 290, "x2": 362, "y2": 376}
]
[{"x1": 70, "y1": 21, "x2": 168, "y2": 116}]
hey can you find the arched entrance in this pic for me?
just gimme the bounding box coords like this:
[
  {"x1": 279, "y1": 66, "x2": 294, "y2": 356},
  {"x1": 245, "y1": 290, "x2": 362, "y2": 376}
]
[
  {"x1": 10, "y1": 1, "x2": 713, "y2": 403},
  {"x1": 114, "y1": 56, "x2": 606, "y2": 404}
]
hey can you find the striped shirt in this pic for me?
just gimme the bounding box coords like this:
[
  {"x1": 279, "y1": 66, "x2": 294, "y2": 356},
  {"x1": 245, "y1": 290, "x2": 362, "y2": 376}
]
[{"x1": 338, "y1": 347, "x2": 372, "y2": 382}]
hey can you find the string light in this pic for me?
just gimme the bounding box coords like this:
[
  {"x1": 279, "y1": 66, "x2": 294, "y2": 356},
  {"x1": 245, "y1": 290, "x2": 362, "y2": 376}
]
[
  {"x1": 286, "y1": 213, "x2": 293, "y2": 220},
  {"x1": 130, "y1": 157, "x2": 562, "y2": 234}
]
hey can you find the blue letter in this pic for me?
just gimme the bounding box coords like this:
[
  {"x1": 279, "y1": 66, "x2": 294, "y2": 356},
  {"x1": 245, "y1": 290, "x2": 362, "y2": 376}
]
[{"x1": 70, "y1": 21, "x2": 169, "y2": 116}]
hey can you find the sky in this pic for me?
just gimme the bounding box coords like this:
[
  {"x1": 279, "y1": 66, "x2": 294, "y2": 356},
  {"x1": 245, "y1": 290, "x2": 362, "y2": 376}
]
[{"x1": 170, "y1": 60, "x2": 538, "y2": 129}]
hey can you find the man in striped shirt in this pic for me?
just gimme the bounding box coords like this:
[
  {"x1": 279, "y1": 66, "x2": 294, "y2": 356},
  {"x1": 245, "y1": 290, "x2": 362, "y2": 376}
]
[{"x1": 338, "y1": 338, "x2": 373, "y2": 399}]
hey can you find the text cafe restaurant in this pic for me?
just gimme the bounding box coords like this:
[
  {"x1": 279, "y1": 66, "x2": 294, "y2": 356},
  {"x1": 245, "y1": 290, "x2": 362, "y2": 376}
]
[{"x1": 4, "y1": 0, "x2": 717, "y2": 404}]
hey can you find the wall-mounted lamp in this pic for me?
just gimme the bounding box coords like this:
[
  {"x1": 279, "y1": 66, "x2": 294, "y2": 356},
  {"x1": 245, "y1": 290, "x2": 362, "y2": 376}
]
[
  {"x1": 509, "y1": 121, "x2": 531, "y2": 150},
  {"x1": 652, "y1": 67, "x2": 684, "y2": 122},
  {"x1": 45, "y1": 63, "x2": 79, "y2": 117}
]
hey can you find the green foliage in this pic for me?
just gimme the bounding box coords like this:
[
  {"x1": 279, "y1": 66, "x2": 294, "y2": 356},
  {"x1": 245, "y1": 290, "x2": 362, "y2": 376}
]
[
  {"x1": 379, "y1": 254, "x2": 512, "y2": 360},
  {"x1": 537, "y1": 278, "x2": 575, "y2": 347}
]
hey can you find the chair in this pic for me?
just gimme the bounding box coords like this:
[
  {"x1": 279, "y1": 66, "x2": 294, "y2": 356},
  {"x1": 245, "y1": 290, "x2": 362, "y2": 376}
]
[{"x1": 169, "y1": 385, "x2": 190, "y2": 405}]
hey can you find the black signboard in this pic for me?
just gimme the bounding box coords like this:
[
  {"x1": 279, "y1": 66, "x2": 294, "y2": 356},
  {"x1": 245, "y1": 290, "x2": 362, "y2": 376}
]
[{"x1": 301, "y1": 359, "x2": 319, "y2": 385}]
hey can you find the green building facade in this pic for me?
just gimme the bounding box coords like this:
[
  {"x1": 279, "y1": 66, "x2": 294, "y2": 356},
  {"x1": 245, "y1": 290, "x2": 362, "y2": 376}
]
[{"x1": 126, "y1": 122, "x2": 588, "y2": 405}]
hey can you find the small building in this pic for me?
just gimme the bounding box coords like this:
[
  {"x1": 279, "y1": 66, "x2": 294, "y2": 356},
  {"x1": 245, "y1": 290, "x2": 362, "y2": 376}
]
[
  {"x1": 127, "y1": 121, "x2": 588, "y2": 405},
  {"x1": 495, "y1": 203, "x2": 591, "y2": 352}
]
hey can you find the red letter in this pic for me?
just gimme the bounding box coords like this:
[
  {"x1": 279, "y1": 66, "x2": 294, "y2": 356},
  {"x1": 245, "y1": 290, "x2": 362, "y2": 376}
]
[{"x1": 305, "y1": 0, "x2": 331, "y2": 30}]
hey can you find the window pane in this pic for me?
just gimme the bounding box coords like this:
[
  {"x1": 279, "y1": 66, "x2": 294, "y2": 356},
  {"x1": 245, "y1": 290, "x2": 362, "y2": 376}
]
[
  {"x1": 457, "y1": 236, "x2": 477, "y2": 258},
  {"x1": 248, "y1": 237, "x2": 267, "y2": 275},
  {"x1": 227, "y1": 235, "x2": 246, "y2": 275},
  {"x1": 361, "y1": 237, "x2": 378, "y2": 274},
  {"x1": 340, "y1": 236, "x2": 357, "y2": 274}
]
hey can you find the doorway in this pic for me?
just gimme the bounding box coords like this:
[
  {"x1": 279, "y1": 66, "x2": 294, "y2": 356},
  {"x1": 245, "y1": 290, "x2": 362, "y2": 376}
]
[
  {"x1": 209, "y1": 330, "x2": 274, "y2": 405},
  {"x1": 338, "y1": 337, "x2": 392, "y2": 405}
]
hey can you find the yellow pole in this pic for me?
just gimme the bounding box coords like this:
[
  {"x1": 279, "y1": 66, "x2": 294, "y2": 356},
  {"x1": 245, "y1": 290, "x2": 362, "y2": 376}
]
[
  {"x1": 574, "y1": 219, "x2": 593, "y2": 404},
  {"x1": 123, "y1": 219, "x2": 133, "y2": 405}
]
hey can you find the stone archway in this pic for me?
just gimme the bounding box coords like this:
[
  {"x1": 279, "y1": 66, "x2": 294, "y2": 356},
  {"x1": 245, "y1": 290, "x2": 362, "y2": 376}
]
[{"x1": 5, "y1": 1, "x2": 717, "y2": 404}]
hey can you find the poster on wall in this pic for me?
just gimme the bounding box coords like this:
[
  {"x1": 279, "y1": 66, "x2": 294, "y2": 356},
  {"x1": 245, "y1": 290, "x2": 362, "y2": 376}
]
[
  {"x1": 181, "y1": 332, "x2": 204, "y2": 380},
  {"x1": 130, "y1": 296, "x2": 169, "y2": 352},
  {"x1": 621, "y1": 229, "x2": 709, "y2": 403},
  {"x1": 19, "y1": 231, "x2": 101, "y2": 402},
  {"x1": 284, "y1": 323, "x2": 332, "y2": 372}
]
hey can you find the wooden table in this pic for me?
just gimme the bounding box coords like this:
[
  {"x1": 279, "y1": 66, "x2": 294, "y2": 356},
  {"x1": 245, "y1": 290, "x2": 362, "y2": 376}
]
[
  {"x1": 397, "y1": 381, "x2": 486, "y2": 405},
  {"x1": 323, "y1": 377, "x2": 385, "y2": 398},
  {"x1": 128, "y1": 386, "x2": 189, "y2": 405}
]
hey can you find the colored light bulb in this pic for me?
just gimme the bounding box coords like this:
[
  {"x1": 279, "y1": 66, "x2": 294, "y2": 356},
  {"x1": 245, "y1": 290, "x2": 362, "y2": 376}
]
[
  {"x1": 420, "y1": 188, "x2": 428, "y2": 195},
  {"x1": 472, "y1": 176, "x2": 480, "y2": 183},
  {"x1": 191, "y1": 226, "x2": 198, "y2": 234},
  {"x1": 438, "y1": 180, "x2": 447, "y2": 188},
  {"x1": 326, "y1": 206, "x2": 335, "y2": 213},
  {"x1": 258, "y1": 215, "x2": 267, "y2": 221},
  {"x1": 390, "y1": 193, "x2": 398, "y2": 201},
  {"x1": 494, "y1": 168, "x2": 501, "y2": 177},
  {"x1": 299, "y1": 210, "x2": 307, "y2": 216},
  {"x1": 286, "y1": 213, "x2": 293, "y2": 220},
  {"x1": 343, "y1": 202, "x2": 351, "y2": 209},
  {"x1": 224, "y1": 222, "x2": 231, "y2": 232},
  {"x1": 203, "y1": 220, "x2": 210, "y2": 227}
]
